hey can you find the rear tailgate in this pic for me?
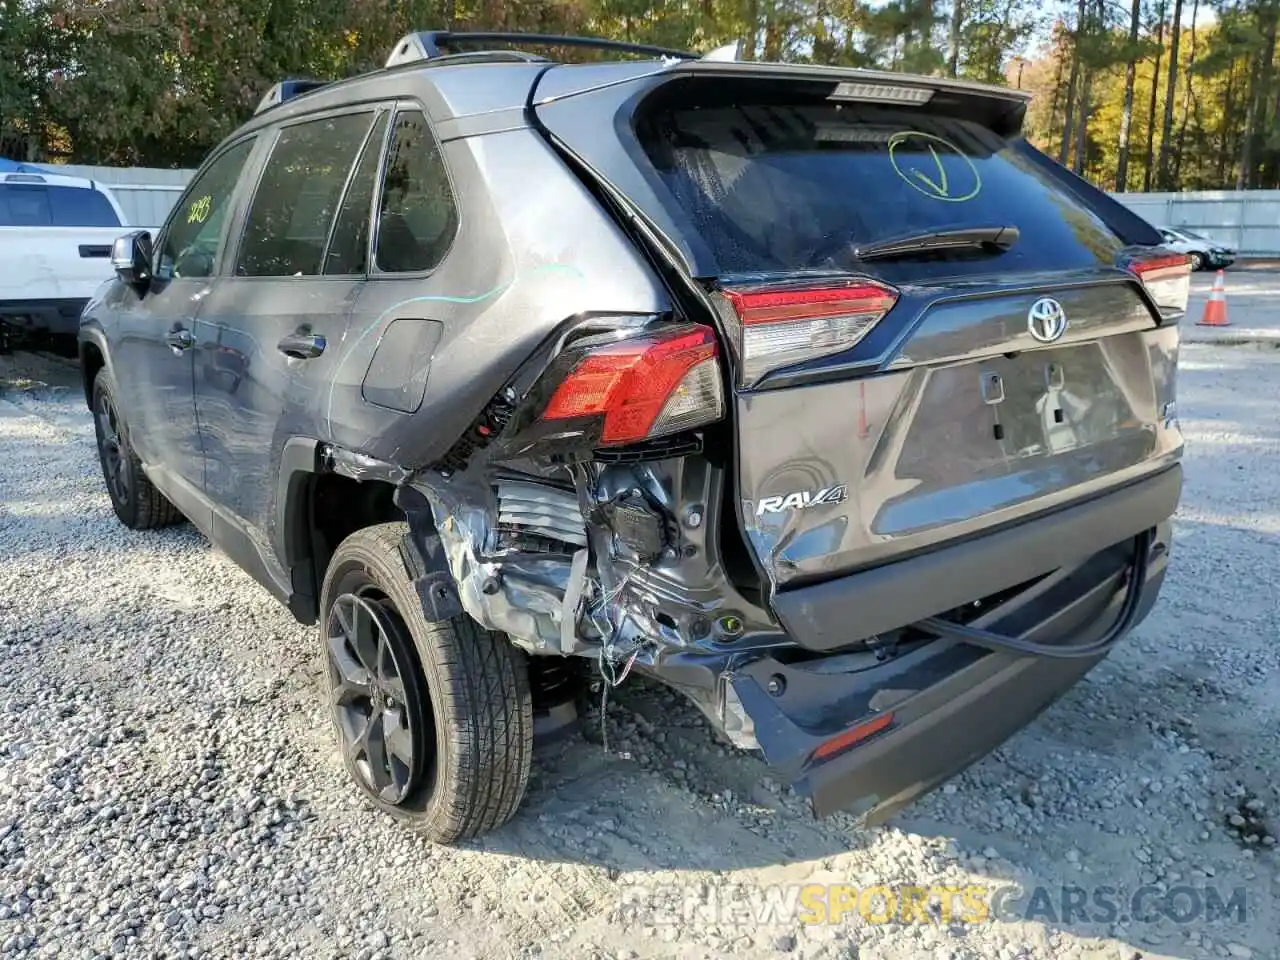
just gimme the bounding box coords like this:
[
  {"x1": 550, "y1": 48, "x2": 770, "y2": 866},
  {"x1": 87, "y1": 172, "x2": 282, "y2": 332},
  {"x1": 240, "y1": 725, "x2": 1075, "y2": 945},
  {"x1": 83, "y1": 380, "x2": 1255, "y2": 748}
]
[{"x1": 533, "y1": 63, "x2": 1184, "y2": 613}]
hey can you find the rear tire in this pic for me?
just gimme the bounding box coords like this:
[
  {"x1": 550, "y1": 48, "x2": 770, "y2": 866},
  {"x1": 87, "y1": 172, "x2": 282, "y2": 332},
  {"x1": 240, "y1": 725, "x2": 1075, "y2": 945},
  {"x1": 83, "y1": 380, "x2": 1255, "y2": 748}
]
[
  {"x1": 318, "y1": 522, "x2": 534, "y2": 843},
  {"x1": 91, "y1": 369, "x2": 184, "y2": 530}
]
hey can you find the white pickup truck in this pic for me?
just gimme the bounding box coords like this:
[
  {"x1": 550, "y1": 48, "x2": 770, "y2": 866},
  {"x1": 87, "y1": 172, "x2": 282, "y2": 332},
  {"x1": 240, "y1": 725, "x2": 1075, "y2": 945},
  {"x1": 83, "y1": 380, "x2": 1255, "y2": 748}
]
[{"x1": 0, "y1": 170, "x2": 135, "y2": 348}]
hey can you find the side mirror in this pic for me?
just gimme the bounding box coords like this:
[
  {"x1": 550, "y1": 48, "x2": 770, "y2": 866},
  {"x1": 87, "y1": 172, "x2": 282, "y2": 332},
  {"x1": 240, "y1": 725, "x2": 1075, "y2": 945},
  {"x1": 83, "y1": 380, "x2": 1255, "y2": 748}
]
[{"x1": 111, "y1": 231, "x2": 155, "y2": 288}]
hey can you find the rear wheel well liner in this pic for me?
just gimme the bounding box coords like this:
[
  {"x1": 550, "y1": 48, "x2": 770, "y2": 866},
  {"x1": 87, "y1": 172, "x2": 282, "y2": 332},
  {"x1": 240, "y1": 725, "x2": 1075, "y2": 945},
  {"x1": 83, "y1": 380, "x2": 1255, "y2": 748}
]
[{"x1": 277, "y1": 441, "x2": 408, "y2": 625}]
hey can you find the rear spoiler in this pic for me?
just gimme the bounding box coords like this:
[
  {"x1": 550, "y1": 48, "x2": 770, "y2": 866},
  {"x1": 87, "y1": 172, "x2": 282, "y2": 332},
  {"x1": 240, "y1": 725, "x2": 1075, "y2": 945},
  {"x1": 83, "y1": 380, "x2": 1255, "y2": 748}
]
[{"x1": 661, "y1": 60, "x2": 1032, "y2": 137}]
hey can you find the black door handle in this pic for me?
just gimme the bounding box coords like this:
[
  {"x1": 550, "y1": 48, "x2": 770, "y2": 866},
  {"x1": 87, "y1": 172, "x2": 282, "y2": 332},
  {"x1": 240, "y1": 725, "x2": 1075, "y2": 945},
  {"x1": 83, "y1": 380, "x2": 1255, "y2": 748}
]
[
  {"x1": 277, "y1": 331, "x2": 326, "y2": 360},
  {"x1": 165, "y1": 328, "x2": 194, "y2": 352}
]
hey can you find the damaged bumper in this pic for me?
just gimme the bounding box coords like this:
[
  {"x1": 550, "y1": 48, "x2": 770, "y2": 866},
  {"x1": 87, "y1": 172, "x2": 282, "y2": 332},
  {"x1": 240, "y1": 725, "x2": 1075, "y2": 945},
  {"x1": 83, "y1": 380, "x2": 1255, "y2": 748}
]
[
  {"x1": 648, "y1": 480, "x2": 1175, "y2": 824},
  {"x1": 380, "y1": 352, "x2": 1179, "y2": 825}
]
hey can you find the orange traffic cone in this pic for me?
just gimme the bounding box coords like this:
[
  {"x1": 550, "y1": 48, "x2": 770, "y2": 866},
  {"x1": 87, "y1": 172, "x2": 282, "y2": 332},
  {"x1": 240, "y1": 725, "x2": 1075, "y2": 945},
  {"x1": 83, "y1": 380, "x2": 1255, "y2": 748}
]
[{"x1": 1197, "y1": 270, "x2": 1230, "y2": 327}]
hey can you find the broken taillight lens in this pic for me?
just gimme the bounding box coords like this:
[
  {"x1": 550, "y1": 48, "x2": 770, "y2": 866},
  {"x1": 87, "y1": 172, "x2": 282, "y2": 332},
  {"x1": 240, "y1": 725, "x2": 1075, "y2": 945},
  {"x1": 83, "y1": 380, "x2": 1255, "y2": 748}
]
[
  {"x1": 1131, "y1": 252, "x2": 1192, "y2": 319},
  {"x1": 719, "y1": 279, "x2": 899, "y2": 387},
  {"x1": 541, "y1": 324, "x2": 725, "y2": 446}
]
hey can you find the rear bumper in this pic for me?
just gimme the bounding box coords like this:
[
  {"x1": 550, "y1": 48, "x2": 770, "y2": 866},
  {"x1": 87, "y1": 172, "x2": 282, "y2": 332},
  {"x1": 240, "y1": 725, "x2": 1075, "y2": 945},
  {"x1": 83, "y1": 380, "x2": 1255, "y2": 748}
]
[
  {"x1": 770, "y1": 465, "x2": 1182, "y2": 651},
  {"x1": 0, "y1": 299, "x2": 88, "y2": 336},
  {"x1": 733, "y1": 516, "x2": 1172, "y2": 823},
  {"x1": 648, "y1": 465, "x2": 1180, "y2": 824}
]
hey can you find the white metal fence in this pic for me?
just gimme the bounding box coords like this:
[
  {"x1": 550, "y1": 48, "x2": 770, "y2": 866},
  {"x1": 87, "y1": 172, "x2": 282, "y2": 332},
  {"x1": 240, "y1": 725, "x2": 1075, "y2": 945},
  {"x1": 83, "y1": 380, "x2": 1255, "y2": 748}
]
[{"x1": 1110, "y1": 190, "x2": 1280, "y2": 258}]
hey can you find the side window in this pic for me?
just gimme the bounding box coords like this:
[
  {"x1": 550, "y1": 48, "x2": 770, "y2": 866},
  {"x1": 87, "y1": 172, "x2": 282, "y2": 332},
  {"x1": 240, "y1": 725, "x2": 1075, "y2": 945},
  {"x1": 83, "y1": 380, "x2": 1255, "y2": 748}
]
[
  {"x1": 159, "y1": 139, "x2": 255, "y2": 280},
  {"x1": 48, "y1": 186, "x2": 121, "y2": 227},
  {"x1": 324, "y1": 112, "x2": 389, "y2": 276},
  {"x1": 236, "y1": 112, "x2": 375, "y2": 278},
  {"x1": 374, "y1": 110, "x2": 457, "y2": 273},
  {"x1": 0, "y1": 185, "x2": 52, "y2": 226}
]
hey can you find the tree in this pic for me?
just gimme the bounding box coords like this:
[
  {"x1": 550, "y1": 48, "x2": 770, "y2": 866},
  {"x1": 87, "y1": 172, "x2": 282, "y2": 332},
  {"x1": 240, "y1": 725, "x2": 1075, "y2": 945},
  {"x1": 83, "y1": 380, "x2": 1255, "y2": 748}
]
[
  {"x1": 1059, "y1": 0, "x2": 1089, "y2": 164},
  {"x1": 1155, "y1": 0, "x2": 1184, "y2": 188},
  {"x1": 1114, "y1": 0, "x2": 1144, "y2": 190},
  {"x1": 1143, "y1": 0, "x2": 1167, "y2": 190}
]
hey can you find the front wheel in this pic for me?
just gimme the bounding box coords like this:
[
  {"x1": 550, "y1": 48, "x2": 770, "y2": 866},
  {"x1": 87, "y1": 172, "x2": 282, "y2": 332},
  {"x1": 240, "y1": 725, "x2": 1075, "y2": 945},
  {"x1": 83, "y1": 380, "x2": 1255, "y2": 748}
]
[
  {"x1": 91, "y1": 369, "x2": 184, "y2": 530},
  {"x1": 1189, "y1": 252, "x2": 1204, "y2": 271},
  {"x1": 318, "y1": 523, "x2": 534, "y2": 843}
]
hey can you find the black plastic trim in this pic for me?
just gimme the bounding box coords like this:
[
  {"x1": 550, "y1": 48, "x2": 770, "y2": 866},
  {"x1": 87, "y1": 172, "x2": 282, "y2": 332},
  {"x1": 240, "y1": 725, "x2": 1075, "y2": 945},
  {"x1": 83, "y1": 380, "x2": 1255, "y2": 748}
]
[{"x1": 770, "y1": 464, "x2": 1183, "y2": 651}]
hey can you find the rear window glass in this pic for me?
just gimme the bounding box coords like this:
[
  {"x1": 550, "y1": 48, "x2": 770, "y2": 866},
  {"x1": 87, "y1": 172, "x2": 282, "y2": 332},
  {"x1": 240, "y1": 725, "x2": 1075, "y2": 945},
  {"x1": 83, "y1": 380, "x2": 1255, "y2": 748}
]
[
  {"x1": 0, "y1": 184, "x2": 120, "y2": 227},
  {"x1": 635, "y1": 91, "x2": 1127, "y2": 280}
]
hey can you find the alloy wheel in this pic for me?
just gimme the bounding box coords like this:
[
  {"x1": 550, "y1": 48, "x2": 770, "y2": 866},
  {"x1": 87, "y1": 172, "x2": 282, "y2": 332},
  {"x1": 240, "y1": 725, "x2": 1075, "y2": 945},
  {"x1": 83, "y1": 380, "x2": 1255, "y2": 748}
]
[
  {"x1": 325, "y1": 591, "x2": 426, "y2": 804},
  {"x1": 94, "y1": 389, "x2": 130, "y2": 506}
]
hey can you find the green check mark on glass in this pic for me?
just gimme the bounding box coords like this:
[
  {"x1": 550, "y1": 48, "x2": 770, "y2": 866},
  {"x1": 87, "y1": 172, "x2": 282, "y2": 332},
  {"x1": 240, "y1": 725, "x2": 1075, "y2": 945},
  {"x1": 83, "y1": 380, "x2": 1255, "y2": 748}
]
[{"x1": 911, "y1": 145, "x2": 950, "y2": 197}]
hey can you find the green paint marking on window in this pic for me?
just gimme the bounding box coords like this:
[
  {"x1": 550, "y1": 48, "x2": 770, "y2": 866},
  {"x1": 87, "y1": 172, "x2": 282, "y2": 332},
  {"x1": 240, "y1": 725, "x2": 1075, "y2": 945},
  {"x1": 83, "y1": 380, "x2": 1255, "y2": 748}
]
[{"x1": 888, "y1": 132, "x2": 982, "y2": 203}]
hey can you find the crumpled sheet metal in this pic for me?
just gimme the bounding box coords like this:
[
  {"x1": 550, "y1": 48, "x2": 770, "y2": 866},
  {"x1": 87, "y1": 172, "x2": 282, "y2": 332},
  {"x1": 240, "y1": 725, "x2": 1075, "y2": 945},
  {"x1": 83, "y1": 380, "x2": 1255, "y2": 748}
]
[
  {"x1": 408, "y1": 464, "x2": 762, "y2": 752},
  {"x1": 425, "y1": 483, "x2": 583, "y2": 654}
]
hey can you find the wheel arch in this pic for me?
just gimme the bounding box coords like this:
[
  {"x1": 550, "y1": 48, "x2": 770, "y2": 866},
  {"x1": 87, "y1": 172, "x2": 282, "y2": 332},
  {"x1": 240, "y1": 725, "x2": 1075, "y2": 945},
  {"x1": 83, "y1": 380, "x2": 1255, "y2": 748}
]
[
  {"x1": 78, "y1": 327, "x2": 110, "y2": 410},
  {"x1": 276, "y1": 439, "x2": 417, "y2": 626}
]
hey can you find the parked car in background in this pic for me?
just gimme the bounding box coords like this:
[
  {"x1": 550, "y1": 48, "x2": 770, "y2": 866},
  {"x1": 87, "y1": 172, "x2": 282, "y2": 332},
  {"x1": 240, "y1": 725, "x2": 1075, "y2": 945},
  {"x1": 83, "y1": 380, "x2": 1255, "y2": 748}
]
[
  {"x1": 79, "y1": 30, "x2": 1186, "y2": 844},
  {"x1": 1157, "y1": 226, "x2": 1236, "y2": 271},
  {"x1": 0, "y1": 170, "x2": 131, "y2": 350}
]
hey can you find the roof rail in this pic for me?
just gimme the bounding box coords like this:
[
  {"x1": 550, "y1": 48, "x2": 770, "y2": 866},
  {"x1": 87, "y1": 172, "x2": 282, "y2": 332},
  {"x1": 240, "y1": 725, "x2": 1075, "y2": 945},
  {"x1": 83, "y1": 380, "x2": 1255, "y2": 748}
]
[
  {"x1": 255, "y1": 78, "x2": 330, "y2": 115},
  {"x1": 384, "y1": 30, "x2": 699, "y2": 68}
]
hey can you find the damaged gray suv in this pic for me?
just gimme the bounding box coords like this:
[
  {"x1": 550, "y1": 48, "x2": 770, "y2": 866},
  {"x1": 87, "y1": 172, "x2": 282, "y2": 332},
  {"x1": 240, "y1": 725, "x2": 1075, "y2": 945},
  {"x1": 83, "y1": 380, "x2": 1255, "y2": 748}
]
[{"x1": 79, "y1": 30, "x2": 1188, "y2": 843}]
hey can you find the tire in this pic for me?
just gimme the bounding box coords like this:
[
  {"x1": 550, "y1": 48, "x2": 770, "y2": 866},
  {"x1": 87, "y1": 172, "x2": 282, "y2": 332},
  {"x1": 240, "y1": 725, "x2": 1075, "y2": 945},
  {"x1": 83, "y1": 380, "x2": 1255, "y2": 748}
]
[
  {"x1": 91, "y1": 368, "x2": 184, "y2": 530},
  {"x1": 318, "y1": 522, "x2": 534, "y2": 843},
  {"x1": 1189, "y1": 252, "x2": 1204, "y2": 271}
]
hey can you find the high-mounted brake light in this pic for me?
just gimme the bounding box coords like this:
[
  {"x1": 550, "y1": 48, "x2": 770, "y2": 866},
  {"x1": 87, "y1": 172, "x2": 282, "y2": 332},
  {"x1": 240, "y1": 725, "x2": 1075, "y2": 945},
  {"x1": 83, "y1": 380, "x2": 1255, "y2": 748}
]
[
  {"x1": 541, "y1": 325, "x2": 724, "y2": 446},
  {"x1": 720, "y1": 280, "x2": 899, "y2": 387},
  {"x1": 1131, "y1": 252, "x2": 1192, "y2": 319},
  {"x1": 829, "y1": 81, "x2": 934, "y2": 105}
]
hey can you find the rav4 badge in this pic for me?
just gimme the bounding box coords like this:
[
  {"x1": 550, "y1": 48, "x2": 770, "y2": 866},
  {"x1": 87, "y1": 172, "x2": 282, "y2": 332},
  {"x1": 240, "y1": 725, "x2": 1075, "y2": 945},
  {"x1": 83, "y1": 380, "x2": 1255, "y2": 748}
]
[{"x1": 754, "y1": 485, "x2": 849, "y2": 516}]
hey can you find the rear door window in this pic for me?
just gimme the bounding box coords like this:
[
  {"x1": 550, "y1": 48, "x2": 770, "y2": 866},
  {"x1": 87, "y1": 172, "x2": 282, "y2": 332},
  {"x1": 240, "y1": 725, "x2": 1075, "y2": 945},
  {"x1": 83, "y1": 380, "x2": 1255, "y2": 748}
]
[
  {"x1": 324, "y1": 112, "x2": 389, "y2": 276},
  {"x1": 48, "y1": 186, "x2": 121, "y2": 226},
  {"x1": 634, "y1": 89, "x2": 1129, "y2": 281},
  {"x1": 235, "y1": 111, "x2": 376, "y2": 278}
]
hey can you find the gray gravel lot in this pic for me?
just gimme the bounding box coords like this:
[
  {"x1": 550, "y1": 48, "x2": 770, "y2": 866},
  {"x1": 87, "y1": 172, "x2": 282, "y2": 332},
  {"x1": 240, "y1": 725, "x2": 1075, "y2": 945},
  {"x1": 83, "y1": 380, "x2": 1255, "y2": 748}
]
[{"x1": 1, "y1": 337, "x2": 1278, "y2": 960}]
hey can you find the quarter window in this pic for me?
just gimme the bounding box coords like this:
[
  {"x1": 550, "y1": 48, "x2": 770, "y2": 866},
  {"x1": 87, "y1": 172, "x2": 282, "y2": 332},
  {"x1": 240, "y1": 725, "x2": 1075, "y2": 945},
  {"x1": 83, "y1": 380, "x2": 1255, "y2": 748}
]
[
  {"x1": 236, "y1": 112, "x2": 376, "y2": 278},
  {"x1": 159, "y1": 139, "x2": 255, "y2": 280},
  {"x1": 374, "y1": 110, "x2": 457, "y2": 273}
]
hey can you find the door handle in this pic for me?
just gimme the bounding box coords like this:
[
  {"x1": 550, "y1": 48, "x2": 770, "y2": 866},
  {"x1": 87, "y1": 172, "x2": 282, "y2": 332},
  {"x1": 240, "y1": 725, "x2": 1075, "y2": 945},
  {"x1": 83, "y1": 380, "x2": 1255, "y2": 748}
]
[
  {"x1": 165, "y1": 328, "x2": 194, "y2": 353},
  {"x1": 277, "y1": 331, "x2": 326, "y2": 360}
]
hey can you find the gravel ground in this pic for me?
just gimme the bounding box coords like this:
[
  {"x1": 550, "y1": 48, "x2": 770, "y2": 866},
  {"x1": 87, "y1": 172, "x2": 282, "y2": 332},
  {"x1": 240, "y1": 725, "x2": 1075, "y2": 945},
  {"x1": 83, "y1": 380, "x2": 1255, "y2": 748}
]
[{"x1": 1, "y1": 343, "x2": 1278, "y2": 960}]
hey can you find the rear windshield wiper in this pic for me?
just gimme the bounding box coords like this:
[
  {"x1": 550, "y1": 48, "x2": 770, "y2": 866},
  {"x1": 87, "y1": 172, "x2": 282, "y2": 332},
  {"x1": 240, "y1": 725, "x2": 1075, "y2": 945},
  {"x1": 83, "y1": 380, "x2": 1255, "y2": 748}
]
[{"x1": 853, "y1": 225, "x2": 1020, "y2": 262}]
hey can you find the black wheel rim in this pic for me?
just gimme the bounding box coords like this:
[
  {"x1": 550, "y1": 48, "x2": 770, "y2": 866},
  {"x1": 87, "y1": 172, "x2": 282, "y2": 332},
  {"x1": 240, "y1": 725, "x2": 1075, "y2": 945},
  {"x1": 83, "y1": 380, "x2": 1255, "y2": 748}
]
[
  {"x1": 94, "y1": 389, "x2": 130, "y2": 506},
  {"x1": 325, "y1": 591, "x2": 425, "y2": 805}
]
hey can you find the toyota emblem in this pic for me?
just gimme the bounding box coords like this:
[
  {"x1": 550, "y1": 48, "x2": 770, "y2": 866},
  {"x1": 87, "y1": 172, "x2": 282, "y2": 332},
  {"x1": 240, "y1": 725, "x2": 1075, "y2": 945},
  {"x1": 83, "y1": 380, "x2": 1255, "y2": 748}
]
[{"x1": 1027, "y1": 297, "x2": 1068, "y2": 344}]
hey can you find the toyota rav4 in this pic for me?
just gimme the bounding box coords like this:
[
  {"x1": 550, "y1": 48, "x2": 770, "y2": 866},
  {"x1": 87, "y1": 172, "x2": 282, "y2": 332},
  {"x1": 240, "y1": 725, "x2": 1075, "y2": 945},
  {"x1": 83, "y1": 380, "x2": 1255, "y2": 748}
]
[{"x1": 78, "y1": 31, "x2": 1187, "y2": 843}]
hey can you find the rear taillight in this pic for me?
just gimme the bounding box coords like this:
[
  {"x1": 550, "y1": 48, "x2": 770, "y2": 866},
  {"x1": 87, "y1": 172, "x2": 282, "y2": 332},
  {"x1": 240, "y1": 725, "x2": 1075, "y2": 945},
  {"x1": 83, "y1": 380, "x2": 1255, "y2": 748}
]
[
  {"x1": 719, "y1": 279, "x2": 899, "y2": 387},
  {"x1": 1132, "y1": 253, "x2": 1192, "y2": 319},
  {"x1": 540, "y1": 325, "x2": 724, "y2": 446}
]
